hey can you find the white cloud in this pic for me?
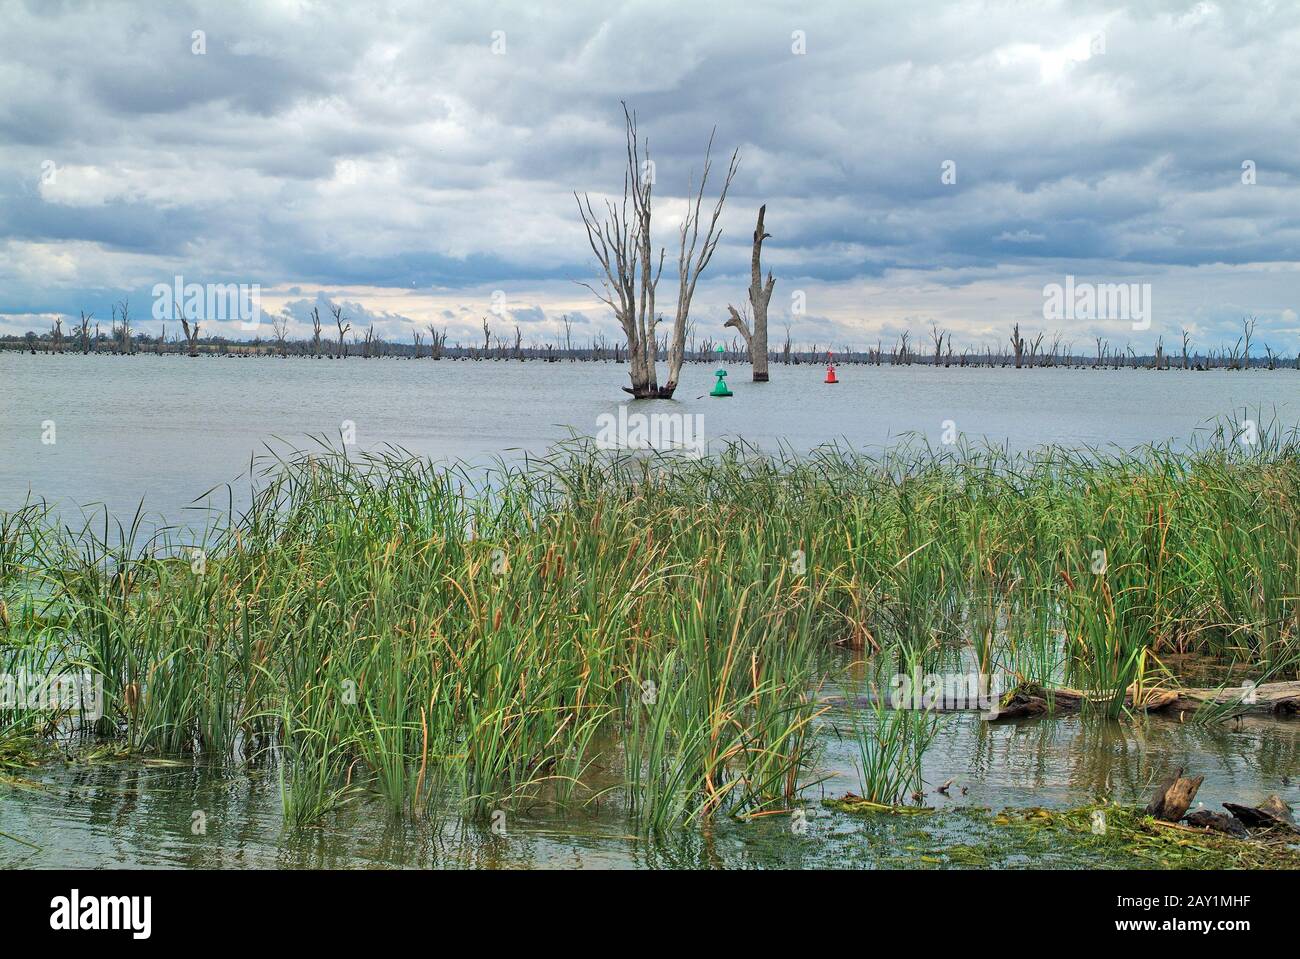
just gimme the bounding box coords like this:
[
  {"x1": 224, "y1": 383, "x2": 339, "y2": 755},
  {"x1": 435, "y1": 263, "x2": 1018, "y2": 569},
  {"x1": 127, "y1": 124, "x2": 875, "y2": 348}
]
[{"x1": 0, "y1": 0, "x2": 1296, "y2": 352}]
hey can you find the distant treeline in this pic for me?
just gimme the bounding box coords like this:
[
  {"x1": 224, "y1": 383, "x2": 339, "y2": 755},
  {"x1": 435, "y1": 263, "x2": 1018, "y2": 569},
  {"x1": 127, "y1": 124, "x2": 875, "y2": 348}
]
[{"x1": 4, "y1": 313, "x2": 1296, "y2": 371}]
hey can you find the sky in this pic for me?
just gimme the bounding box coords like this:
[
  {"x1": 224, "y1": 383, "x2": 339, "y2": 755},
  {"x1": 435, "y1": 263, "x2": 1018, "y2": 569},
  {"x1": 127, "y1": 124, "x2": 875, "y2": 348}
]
[{"x1": 1, "y1": 0, "x2": 1297, "y2": 355}]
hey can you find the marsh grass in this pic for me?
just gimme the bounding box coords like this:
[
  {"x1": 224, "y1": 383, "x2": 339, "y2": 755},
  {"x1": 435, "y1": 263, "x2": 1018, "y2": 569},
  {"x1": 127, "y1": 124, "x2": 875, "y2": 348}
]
[
  {"x1": 2, "y1": 419, "x2": 1299, "y2": 831},
  {"x1": 844, "y1": 651, "x2": 943, "y2": 805}
]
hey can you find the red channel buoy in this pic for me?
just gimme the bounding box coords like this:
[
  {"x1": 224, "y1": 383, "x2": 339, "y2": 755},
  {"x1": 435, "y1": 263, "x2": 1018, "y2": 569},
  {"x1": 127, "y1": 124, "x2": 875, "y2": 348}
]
[{"x1": 824, "y1": 350, "x2": 838, "y2": 384}]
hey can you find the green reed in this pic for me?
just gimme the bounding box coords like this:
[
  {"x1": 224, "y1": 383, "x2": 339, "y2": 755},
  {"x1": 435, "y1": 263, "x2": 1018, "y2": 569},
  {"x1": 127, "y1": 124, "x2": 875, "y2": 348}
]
[{"x1": 3, "y1": 417, "x2": 1299, "y2": 829}]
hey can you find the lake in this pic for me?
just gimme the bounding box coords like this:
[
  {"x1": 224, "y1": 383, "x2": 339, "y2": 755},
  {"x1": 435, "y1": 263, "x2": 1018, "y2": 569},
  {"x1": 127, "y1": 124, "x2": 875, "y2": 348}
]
[
  {"x1": 5, "y1": 704, "x2": 1297, "y2": 869},
  {"x1": 3, "y1": 351, "x2": 1299, "y2": 869},
  {"x1": 3, "y1": 352, "x2": 1297, "y2": 523}
]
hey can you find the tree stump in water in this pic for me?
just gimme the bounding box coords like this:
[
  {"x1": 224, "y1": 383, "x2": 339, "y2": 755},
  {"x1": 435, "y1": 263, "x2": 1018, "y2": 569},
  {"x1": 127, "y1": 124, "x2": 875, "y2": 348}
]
[
  {"x1": 1223, "y1": 795, "x2": 1299, "y2": 834},
  {"x1": 1145, "y1": 768, "x2": 1204, "y2": 822}
]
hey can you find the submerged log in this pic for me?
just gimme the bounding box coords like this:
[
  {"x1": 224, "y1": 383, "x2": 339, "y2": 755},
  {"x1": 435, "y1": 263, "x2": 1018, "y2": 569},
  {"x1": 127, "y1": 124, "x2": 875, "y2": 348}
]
[
  {"x1": 1166, "y1": 681, "x2": 1300, "y2": 717},
  {"x1": 1144, "y1": 768, "x2": 1204, "y2": 822},
  {"x1": 988, "y1": 684, "x2": 1178, "y2": 719},
  {"x1": 987, "y1": 681, "x2": 1299, "y2": 721},
  {"x1": 1223, "y1": 795, "x2": 1300, "y2": 834},
  {"x1": 824, "y1": 681, "x2": 1300, "y2": 722},
  {"x1": 1184, "y1": 809, "x2": 1250, "y2": 838}
]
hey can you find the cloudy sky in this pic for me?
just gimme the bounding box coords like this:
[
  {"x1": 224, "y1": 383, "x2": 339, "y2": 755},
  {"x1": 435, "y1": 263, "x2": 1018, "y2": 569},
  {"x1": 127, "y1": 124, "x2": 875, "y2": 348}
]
[{"x1": 2, "y1": 0, "x2": 1297, "y2": 354}]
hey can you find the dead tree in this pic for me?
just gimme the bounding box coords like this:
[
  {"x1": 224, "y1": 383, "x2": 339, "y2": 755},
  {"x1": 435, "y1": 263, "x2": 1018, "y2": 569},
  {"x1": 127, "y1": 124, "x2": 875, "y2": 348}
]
[
  {"x1": 1047, "y1": 333, "x2": 1062, "y2": 367},
  {"x1": 930, "y1": 322, "x2": 945, "y2": 367},
  {"x1": 426, "y1": 323, "x2": 446, "y2": 359},
  {"x1": 114, "y1": 300, "x2": 132, "y2": 355},
  {"x1": 311, "y1": 308, "x2": 323, "y2": 357},
  {"x1": 331, "y1": 305, "x2": 349, "y2": 358},
  {"x1": 562, "y1": 314, "x2": 574, "y2": 361},
  {"x1": 898, "y1": 331, "x2": 911, "y2": 365},
  {"x1": 77, "y1": 312, "x2": 92, "y2": 353},
  {"x1": 175, "y1": 294, "x2": 201, "y2": 357},
  {"x1": 1010, "y1": 322, "x2": 1024, "y2": 369},
  {"x1": 576, "y1": 103, "x2": 737, "y2": 398},
  {"x1": 272, "y1": 315, "x2": 290, "y2": 357},
  {"x1": 724, "y1": 205, "x2": 774, "y2": 382},
  {"x1": 51, "y1": 317, "x2": 64, "y2": 353},
  {"x1": 1241, "y1": 315, "x2": 1256, "y2": 370}
]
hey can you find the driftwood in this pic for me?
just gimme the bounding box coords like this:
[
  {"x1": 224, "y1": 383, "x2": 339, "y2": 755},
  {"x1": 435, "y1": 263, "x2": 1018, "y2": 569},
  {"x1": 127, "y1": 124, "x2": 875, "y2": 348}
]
[
  {"x1": 823, "y1": 681, "x2": 1300, "y2": 723},
  {"x1": 1184, "y1": 809, "x2": 1249, "y2": 838},
  {"x1": 1166, "y1": 681, "x2": 1300, "y2": 716},
  {"x1": 989, "y1": 681, "x2": 1300, "y2": 721},
  {"x1": 1173, "y1": 793, "x2": 1298, "y2": 838},
  {"x1": 1222, "y1": 795, "x2": 1300, "y2": 835},
  {"x1": 1145, "y1": 768, "x2": 1203, "y2": 822},
  {"x1": 989, "y1": 684, "x2": 1178, "y2": 719}
]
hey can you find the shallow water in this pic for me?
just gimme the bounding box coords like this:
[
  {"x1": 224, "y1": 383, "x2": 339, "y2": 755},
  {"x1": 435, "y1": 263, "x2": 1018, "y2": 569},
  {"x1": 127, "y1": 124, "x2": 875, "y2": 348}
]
[
  {"x1": 3, "y1": 353, "x2": 1297, "y2": 523},
  {"x1": 3, "y1": 709, "x2": 1295, "y2": 869},
  {"x1": 4, "y1": 353, "x2": 1299, "y2": 867}
]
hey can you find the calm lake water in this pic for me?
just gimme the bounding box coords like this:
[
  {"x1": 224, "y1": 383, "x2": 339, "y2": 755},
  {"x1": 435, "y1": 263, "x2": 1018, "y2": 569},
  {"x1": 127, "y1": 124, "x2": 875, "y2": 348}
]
[
  {"x1": 4, "y1": 709, "x2": 1296, "y2": 869},
  {"x1": 2, "y1": 352, "x2": 1298, "y2": 522},
  {"x1": 3, "y1": 352, "x2": 1298, "y2": 868}
]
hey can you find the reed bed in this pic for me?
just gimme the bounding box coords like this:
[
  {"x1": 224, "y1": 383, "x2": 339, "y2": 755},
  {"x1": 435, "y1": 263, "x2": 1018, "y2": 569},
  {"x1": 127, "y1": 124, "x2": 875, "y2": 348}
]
[{"x1": 2, "y1": 421, "x2": 1299, "y2": 829}]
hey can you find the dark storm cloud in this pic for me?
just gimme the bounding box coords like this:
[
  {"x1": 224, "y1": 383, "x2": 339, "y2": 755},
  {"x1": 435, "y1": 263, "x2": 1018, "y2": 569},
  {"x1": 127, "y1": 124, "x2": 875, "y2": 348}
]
[{"x1": 0, "y1": 0, "x2": 1296, "y2": 346}]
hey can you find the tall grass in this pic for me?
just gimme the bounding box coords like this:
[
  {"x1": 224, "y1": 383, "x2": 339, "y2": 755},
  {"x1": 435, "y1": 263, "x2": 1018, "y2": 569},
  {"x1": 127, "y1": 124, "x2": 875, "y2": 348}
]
[
  {"x1": 2, "y1": 419, "x2": 1299, "y2": 829},
  {"x1": 846, "y1": 649, "x2": 943, "y2": 804}
]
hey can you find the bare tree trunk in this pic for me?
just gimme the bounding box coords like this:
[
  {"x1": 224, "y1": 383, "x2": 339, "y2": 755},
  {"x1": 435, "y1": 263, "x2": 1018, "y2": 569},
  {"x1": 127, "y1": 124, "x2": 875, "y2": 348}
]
[
  {"x1": 576, "y1": 103, "x2": 737, "y2": 399},
  {"x1": 930, "y1": 322, "x2": 945, "y2": 367},
  {"x1": 427, "y1": 323, "x2": 446, "y2": 359},
  {"x1": 724, "y1": 204, "x2": 774, "y2": 382},
  {"x1": 115, "y1": 300, "x2": 132, "y2": 355},
  {"x1": 181, "y1": 318, "x2": 200, "y2": 356},
  {"x1": 332, "y1": 305, "x2": 349, "y2": 358}
]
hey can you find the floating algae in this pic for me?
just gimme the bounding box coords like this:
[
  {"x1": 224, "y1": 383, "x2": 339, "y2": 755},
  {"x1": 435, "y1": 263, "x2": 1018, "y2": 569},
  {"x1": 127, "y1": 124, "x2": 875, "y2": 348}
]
[{"x1": 992, "y1": 803, "x2": 1300, "y2": 869}]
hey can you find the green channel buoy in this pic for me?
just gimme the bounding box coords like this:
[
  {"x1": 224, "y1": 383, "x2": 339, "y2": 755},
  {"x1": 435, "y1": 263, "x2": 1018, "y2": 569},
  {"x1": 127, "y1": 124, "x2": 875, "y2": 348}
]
[{"x1": 710, "y1": 345, "x2": 733, "y2": 397}]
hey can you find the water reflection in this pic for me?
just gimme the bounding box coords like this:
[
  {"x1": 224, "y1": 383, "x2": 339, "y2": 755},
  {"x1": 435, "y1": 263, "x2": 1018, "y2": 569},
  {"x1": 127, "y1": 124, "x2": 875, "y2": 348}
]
[{"x1": 4, "y1": 711, "x2": 1294, "y2": 868}]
